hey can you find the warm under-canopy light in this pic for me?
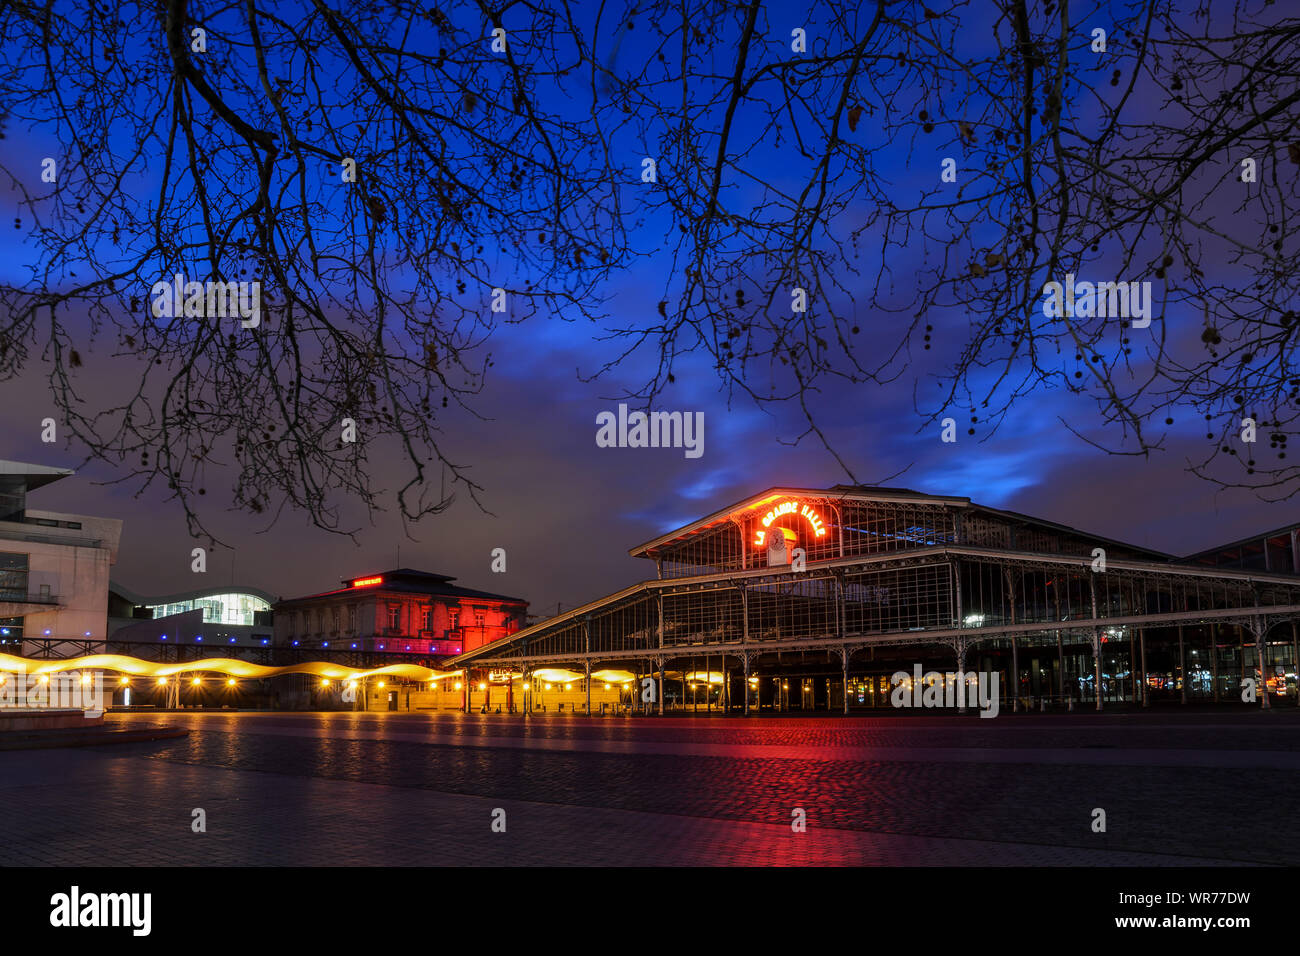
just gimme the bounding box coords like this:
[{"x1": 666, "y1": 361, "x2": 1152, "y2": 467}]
[
  {"x1": 531, "y1": 667, "x2": 585, "y2": 683},
  {"x1": 683, "y1": 671, "x2": 725, "y2": 684},
  {"x1": 590, "y1": 669, "x2": 636, "y2": 684},
  {"x1": 525, "y1": 668, "x2": 636, "y2": 684}
]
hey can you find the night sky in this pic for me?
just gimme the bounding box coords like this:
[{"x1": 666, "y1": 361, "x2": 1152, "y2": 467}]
[
  {"x1": 1, "y1": 316, "x2": 1283, "y2": 614},
  {"x1": 0, "y1": 0, "x2": 1291, "y2": 614}
]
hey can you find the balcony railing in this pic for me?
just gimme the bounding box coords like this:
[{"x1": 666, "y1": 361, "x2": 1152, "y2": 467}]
[{"x1": 0, "y1": 590, "x2": 61, "y2": 606}]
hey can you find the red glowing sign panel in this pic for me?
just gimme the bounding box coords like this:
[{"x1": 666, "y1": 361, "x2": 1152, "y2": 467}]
[
  {"x1": 752, "y1": 499, "x2": 827, "y2": 546},
  {"x1": 351, "y1": 576, "x2": 384, "y2": 588}
]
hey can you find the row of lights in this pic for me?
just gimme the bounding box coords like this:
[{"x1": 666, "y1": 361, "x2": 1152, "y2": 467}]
[
  {"x1": 151, "y1": 637, "x2": 457, "y2": 652},
  {"x1": 0, "y1": 676, "x2": 631, "y2": 691},
  {"x1": 157, "y1": 634, "x2": 272, "y2": 645},
  {"x1": 0, "y1": 673, "x2": 97, "y2": 686}
]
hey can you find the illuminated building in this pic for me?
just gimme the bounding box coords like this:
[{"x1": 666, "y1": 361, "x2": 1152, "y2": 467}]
[
  {"x1": 274, "y1": 568, "x2": 527, "y2": 658},
  {"x1": 0, "y1": 460, "x2": 122, "y2": 657},
  {"x1": 107, "y1": 583, "x2": 276, "y2": 650},
  {"x1": 452, "y1": 486, "x2": 1300, "y2": 713}
]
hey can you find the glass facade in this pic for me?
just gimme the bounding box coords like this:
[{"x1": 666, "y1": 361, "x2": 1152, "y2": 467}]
[{"x1": 147, "y1": 591, "x2": 271, "y2": 626}]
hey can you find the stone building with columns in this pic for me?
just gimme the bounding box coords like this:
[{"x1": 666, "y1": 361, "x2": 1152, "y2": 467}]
[{"x1": 274, "y1": 568, "x2": 527, "y2": 659}]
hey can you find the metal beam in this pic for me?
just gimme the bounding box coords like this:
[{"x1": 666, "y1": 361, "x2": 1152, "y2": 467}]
[
  {"x1": 453, "y1": 546, "x2": 1300, "y2": 667},
  {"x1": 461, "y1": 604, "x2": 1300, "y2": 667}
]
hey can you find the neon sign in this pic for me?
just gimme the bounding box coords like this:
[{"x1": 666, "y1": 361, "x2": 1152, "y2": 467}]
[
  {"x1": 351, "y1": 576, "x2": 384, "y2": 588},
  {"x1": 752, "y1": 499, "x2": 827, "y2": 545}
]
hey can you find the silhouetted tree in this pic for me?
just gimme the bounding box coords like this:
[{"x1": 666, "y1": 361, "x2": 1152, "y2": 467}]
[{"x1": 1, "y1": 0, "x2": 1296, "y2": 540}]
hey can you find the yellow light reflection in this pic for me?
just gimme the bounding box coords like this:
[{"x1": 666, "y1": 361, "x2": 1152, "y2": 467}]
[{"x1": 0, "y1": 652, "x2": 462, "y2": 684}]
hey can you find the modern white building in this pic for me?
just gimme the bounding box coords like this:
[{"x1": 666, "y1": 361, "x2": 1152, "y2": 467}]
[
  {"x1": 0, "y1": 460, "x2": 122, "y2": 657},
  {"x1": 108, "y1": 582, "x2": 276, "y2": 650}
]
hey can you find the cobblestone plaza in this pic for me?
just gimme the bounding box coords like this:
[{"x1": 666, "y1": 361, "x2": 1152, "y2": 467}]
[{"x1": 1, "y1": 710, "x2": 1295, "y2": 866}]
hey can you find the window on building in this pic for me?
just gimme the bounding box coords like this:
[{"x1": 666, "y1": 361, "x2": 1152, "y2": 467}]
[
  {"x1": 347, "y1": 605, "x2": 357, "y2": 632},
  {"x1": 421, "y1": 604, "x2": 434, "y2": 631},
  {"x1": 24, "y1": 516, "x2": 81, "y2": 529},
  {"x1": 387, "y1": 604, "x2": 400, "y2": 630},
  {"x1": 332, "y1": 607, "x2": 341, "y2": 633},
  {"x1": 0, "y1": 553, "x2": 29, "y2": 601},
  {"x1": 449, "y1": 609, "x2": 460, "y2": 630},
  {"x1": 475, "y1": 612, "x2": 486, "y2": 628},
  {"x1": 0, "y1": 478, "x2": 26, "y2": 523},
  {"x1": 145, "y1": 591, "x2": 272, "y2": 626}
]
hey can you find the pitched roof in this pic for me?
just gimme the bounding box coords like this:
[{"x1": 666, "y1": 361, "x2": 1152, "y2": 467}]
[
  {"x1": 274, "y1": 568, "x2": 527, "y2": 607},
  {"x1": 629, "y1": 486, "x2": 969, "y2": 558},
  {"x1": 629, "y1": 484, "x2": 1170, "y2": 561}
]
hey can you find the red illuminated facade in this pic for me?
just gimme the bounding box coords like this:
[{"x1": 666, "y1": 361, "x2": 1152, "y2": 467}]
[{"x1": 273, "y1": 568, "x2": 526, "y2": 658}]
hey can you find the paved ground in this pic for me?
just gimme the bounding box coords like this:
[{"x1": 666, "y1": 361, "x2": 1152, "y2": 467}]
[{"x1": 2, "y1": 708, "x2": 1297, "y2": 866}]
